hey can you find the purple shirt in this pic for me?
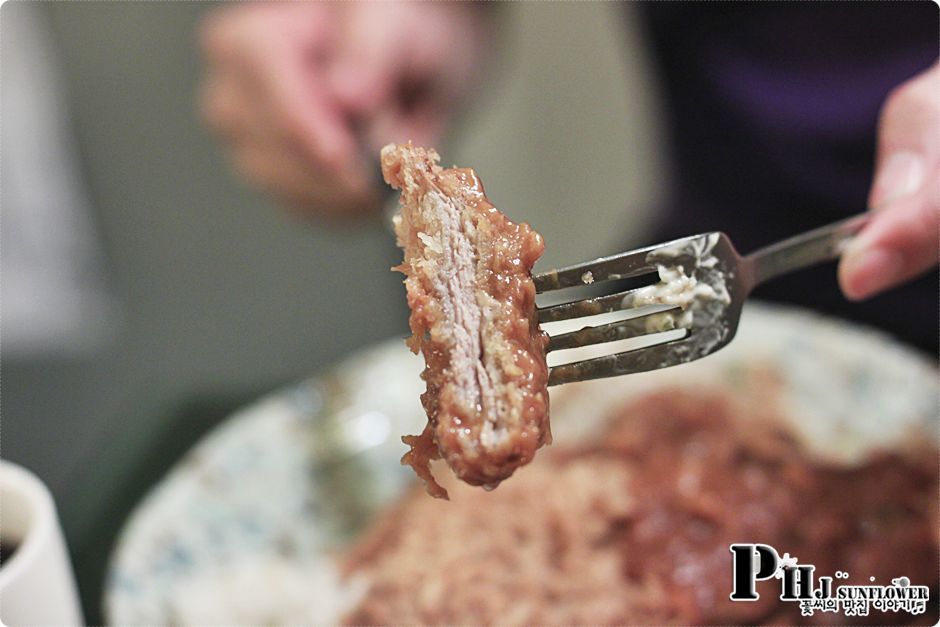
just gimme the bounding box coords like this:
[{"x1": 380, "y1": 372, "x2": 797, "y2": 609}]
[{"x1": 635, "y1": 1, "x2": 938, "y2": 352}]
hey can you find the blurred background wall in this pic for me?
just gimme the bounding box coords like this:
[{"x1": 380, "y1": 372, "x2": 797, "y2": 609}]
[{"x1": 1, "y1": 1, "x2": 664, "y2": 618}]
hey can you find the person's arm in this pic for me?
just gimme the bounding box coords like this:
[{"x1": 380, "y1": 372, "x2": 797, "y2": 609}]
[
  {"x1": 839, "y1": 61, "x2": 939, "y2": 300},
  {"x1": 198, "y1": 2, "x2": 491, "y2": 221}
]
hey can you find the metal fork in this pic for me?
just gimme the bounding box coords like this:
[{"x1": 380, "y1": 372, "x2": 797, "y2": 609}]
[{"x1": 534, "y1": 213, "x2": 870, "y2": 386}]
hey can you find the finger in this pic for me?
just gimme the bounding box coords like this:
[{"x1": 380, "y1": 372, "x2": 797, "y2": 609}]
[
  {"x1": 230, "y1": 141, "x2": 378, "y2": 218},
  {"x1": 260, "y1": 52, "x2": 357, "y2": 173},
  {"x1": 868, "y1": 61, "x2": 940, "y2": 209},
  {"x1": 199, "y1": 7, "x2": 259, "y2": 140},
  {"x1": 201, "y1": 64, "x2": 296, "y2": 151},
  {"x1": 841, "y1": 62, "x2": 940, "y2": 300},
  {"x1": 839, "y1": 166, "x2": 939, "y2": 300},
  {"x1": 215, "y1": 4, "x2": 357, "y2": 173},
  {"x1": 199, "y1": 71, "x2": 254, "y2": 143},
  {"x1": 199, "y1": 3, "x2": 251, "y2": 63}
]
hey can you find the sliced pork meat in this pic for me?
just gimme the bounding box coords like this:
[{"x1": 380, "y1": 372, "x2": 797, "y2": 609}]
[{"x1": 382, "y1": 142, "x2": 550, "y2": 499}]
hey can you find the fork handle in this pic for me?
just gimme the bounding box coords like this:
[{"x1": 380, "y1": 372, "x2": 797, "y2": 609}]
[{"x1": 743, "y1": 212, "x2": 870, "y2": 290}]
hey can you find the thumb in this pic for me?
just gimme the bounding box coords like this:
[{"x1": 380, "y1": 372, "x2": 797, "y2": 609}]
[
  {"x1": 838, "y1": 62, "x2": 940, "y2": 300},
  {"x1": 838, "y1": 180, "x2": 939, "y2": 301},
  {"x1": 867, "y1": 62, "x2": 939, "y2": 209}
]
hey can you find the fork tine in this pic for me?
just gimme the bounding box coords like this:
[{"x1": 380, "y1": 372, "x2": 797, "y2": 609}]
[
  {"x1": 546, "y1": 306, "x2": 682, "y2": 352},
  {"x1": 532, "y1": 235, "x2": 706, "y2": 293},
  {"x1": 539, "y1": 286, "x2": 660, "y2": 323},
  {"x1": 533, "y1": 249, "x2": 656, "y2": 293},
  {"x1": 547, "y1": 332, "x2": 699, "y2": 385}
]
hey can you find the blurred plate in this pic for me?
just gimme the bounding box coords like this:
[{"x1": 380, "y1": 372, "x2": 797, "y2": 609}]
[{"x1": 105, "y1": 303, "x2": 936, "y2": 625}]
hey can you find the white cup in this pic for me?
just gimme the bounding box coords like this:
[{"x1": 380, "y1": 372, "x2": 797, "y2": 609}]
[{"x1": 0, "y1": 461, "x2": 83, "y2": 626}]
